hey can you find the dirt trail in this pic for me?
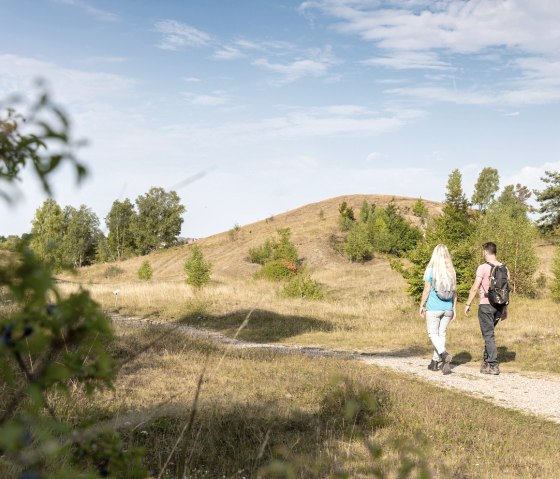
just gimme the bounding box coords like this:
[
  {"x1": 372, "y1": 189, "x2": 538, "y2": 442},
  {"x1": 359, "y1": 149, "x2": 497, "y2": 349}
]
[{"x1": 111, "y1": 314, "x2": 560, "y2": 425}]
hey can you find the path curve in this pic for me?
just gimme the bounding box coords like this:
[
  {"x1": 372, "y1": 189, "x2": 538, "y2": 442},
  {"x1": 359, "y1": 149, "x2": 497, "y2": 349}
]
[{"x1": 110, "y1": 314, "x2": 560, "y2": 425}]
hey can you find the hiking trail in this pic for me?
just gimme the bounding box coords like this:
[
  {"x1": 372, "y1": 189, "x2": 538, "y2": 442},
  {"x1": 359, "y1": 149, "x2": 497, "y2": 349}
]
[{"x1": 110, "y1": 314, "x2": 560, "y2": 425}]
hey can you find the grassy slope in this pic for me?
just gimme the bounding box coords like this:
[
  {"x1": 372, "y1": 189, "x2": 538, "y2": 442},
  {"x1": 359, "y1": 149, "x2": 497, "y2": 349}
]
[{"x1": 60, "y1": 194, "x2": 560, "y2": 374}]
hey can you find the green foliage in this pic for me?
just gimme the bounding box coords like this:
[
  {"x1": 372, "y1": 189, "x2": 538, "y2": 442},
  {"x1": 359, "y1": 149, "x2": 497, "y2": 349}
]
[
  {"x1": 133, "y1": 187, "x2": 186, "y2": 255},
  {"x1": 0, "y1": 85, "x2": 86, "y2": 202},
  {"x1": 534, "y1": 170, "x2": 560, "y2": 234},
  {"x1": 184, "y1": 245, "x2": 212, "y2": 289},
  {"x1": 282, "y1": 273, "x2": 323, "y2": 300},
  {"x1": 0, "y1": 234, "x2": 30, "y2": 252},
  {"x1": 436, "y1": 169, "x2": 473, "y2": 245},
  {"x1": 473, "y1": 197, "x2": 538, "y2": 296},
  {"x1": 137, "y1": 260, "x2": 153, "y2": 281},
  {"x1": 550, "y1": 247, "x2": 560, "y2": 301},
  {"x1": 338, "y1": 201, "x2": 356, "y2": 231},
  {"x1": 105, "y1": 199, "x2": 137, "y2": 261},
  {"x1": 62, "y1": 204, "x2": 101, "y2": 268},
  {"x1": 342, "y1": 199, "x2": 421, "y2": 262},
  {"x1": 472, "y1": 167, "x2": 500, "y2": 212},
  {"x1": 412, "y1": 198, "x2": 429, "y2": 226},
  {"x1": 248, "y1": 228, "x2": 298, "y2": 266},
  {"x1": 1, "y1": 89, "x2": 145, "y2": 477},
  {"x1": 256, "y1": 259, "x2": 298, "y2": 281},
  {"x1": 318, "y1": 208, "x2": 325, "y2": 221},
  {"x1": 30, "y1": 198, "x2": 66, "y2": 271},
  {"x1": 344, "y1": 223, "x2": 373, "y2": 262}
]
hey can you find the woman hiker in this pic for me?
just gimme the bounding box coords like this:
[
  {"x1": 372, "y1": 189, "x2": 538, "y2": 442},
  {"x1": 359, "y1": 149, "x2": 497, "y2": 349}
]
[{"x1": 419, "y1": 244, "x2": 458, "y2": 375}]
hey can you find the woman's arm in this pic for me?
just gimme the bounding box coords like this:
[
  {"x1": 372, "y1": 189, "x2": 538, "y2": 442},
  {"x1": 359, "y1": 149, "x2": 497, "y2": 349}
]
[{"x1": 419, "y1": 282, "x2": 431, "y2": 318}]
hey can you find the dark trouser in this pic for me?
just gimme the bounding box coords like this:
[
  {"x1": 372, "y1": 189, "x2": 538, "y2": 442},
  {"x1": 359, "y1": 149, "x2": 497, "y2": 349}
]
[{"x1": 478, "y1": 304, "x2": 503, "y2": 366}]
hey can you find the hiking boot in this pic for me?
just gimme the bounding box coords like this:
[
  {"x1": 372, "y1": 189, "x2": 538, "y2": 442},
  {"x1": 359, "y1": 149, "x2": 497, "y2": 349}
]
[
  {"x1": 480, "y1": 362, "x2": 490, "y2": 374},
  {"x1": 428, "y1": 360, "x2": 438, "y2": 371},
  {"x1": 488, "y1": 364, "x2": 500, "y2": 375},
  {"x1": 440, "y1": 351, "x2": 452, "y2": 375}
]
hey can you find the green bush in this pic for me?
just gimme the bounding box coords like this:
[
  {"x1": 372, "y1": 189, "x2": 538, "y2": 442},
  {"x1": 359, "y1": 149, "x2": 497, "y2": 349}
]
[
  {"x1": 137, "y1": 260, "x2": 153, "y2": 281},
  {"x1": 256, "y1": 259, "x2": 298, "y2": 281},
  {"x1": 282, "y1": 273, "x2": 323, "y2": 300},
  {"x1": 248, "y1": 228, "x2": 298, "y2": 265},
  {"x1": 184, "y1": 245, "x2": 212, "y2": 289},
  {"x1": 104, "y1": 265, "x2": 125, "y2": 278},
  {"x1": 344, "y1": 223, "x2": 373, "y2": 262}
]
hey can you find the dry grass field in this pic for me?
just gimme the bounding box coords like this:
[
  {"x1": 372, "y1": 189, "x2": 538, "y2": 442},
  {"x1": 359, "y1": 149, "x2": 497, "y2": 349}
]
[
  {"x1": 7, "y1": 192, "x2": 552, "y2": 478},
  {"x1": 60, "y1": 194, "x2": 560, "y2": 375}
]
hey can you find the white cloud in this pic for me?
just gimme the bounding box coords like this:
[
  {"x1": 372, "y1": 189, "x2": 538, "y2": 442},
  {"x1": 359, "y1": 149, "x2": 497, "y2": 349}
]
[
  {"x1": 213, "y1": 46, "x2": 244, "y2": 60},
  {"x1": 182, "y1": 91, "x2": 229, "y2": 106},
  {"x1": 183, "y1": 76, "x2": 202, "y2": 83},
  {"x1": 154, "y1": 20, "x2": 212, "y2": 51},
  {"x1": 363, "y1": 51, "x2": 452, "y2": 70},
  {"x1": 53, "y1": 0, "x2": 118, "y2": 22}
]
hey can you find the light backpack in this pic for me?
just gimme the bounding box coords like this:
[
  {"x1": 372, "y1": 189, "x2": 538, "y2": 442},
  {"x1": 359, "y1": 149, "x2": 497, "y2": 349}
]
[
  {"x1": 433, "y1": 272, "x2": 455, "y2": 301},
  {"x1": 485, "y1": 262, "x2": 510, "y2": 306}
]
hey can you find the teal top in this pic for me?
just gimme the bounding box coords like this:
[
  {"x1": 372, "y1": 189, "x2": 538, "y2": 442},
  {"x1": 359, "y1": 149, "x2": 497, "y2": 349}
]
[{"x1": 423, "y1": 268, "x2": 454, "y2": 311}]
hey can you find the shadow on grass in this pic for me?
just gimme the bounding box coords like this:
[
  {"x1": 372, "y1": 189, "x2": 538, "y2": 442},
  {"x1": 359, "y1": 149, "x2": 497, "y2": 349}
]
[
  {"x1": 125, "y1": 385, "x2": 392, "y2": 479},
  {"x1": 452, "y1": 351, "x2": 473, "y2": 365},
  {"x1": 359, "y1": 344, "x2": 432, "y2": 358},
  {"x1": 178, "y1": 309, "x2": 334, "y2": 343},
  {"x1": 497, "y1": 346, "x2": 516, "y2": 363}
]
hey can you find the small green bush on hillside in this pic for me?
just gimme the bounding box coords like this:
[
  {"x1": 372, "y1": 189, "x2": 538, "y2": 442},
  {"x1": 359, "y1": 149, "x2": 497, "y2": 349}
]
[
  {"x1": 256, "y1": 259, "x2": 298, "y2": 281},
  {"x1": 185, "y1": 246, "x2": 212, "y2": 289},
  {"x1": 282, "y1": 273, "x2": 323, "y2": 300},
  {"x1": 137, "y1": 260, "x2": 153, "y2": 281}
]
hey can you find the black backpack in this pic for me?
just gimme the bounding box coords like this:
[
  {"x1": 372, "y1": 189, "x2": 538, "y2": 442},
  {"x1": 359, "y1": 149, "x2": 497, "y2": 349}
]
[{"x1": 485, "y1": 262, "x2": 510, "y2": 306}]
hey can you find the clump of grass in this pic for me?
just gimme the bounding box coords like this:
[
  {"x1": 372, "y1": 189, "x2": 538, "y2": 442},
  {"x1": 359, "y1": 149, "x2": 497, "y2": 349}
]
[{"x1": 104, "y1": 265, "x2": 124, "y2": 278}]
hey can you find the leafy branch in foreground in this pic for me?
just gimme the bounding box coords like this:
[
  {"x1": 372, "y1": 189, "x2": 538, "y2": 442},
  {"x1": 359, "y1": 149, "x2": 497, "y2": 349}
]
[{"x1": 1, "y1": 87, "x2": 145, "y2": 478}]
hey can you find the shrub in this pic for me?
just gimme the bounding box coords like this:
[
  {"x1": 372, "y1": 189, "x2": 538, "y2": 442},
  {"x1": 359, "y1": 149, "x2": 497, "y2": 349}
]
[
  {"x1": 104, "y1": 265, "x2": 125, "y2": 278},
  {"x1": 248, "y1": 228, "x2": 298, "y2": 265},
  {"x1": 137, "y1": 260, "x2": 153, "y2": 281},
  {"x1": 344, "y1": 223, "x2": 373, "y2": 262},
  {"x1": 256, "y1": 259, "x2": 298, "y2": 281},
  {"x1": 282, "y1": 273, "x2": 323, "y2": 300},
  {"x1": 184, "y1": 245, "x2": 212, "y2": 289},
  {"x1": 338, "y1": 201, "x2": 356, "y2": 231}
]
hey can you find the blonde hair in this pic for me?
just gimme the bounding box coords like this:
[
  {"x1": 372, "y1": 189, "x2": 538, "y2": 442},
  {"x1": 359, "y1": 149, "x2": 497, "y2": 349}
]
[{"x1": 425, "y1": 244, "x2": 456, "y2": 292}]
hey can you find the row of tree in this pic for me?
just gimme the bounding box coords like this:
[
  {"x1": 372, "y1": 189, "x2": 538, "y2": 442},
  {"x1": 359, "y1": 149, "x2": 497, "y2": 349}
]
[
  {"x1": 17, "y1": 187, "x2": 186, "y2": 271},
  {"x1": 398, "y1": 168, "x2": 538, "y2": 300}
]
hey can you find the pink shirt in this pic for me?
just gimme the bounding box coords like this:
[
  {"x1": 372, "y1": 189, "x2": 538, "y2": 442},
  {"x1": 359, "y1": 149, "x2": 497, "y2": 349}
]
[{"x1": 476, "y1": 261, "x2": 502, "y2": 305}]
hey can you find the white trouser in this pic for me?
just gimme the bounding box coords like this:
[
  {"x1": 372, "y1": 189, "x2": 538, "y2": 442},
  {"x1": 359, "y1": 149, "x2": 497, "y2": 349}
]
[{"x1": 426, "y1": 310, "x2": 453, "y2": 361}]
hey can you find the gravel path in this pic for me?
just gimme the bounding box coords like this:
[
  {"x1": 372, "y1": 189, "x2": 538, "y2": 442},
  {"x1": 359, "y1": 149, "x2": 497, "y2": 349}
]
[{"x1": 111, "y1": 314, "x2": 560, "y2": 425}]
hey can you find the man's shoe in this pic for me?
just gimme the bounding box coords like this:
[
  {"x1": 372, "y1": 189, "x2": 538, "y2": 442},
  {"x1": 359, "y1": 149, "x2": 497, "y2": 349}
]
[
  {"x1": 440, "y1": 351, "x2": 453, "y2": 375},
  {"x1": 480, "y1": 361, "x2": 491, "y2": 374},
  {"x1": 428, "y1": 360, "x2": 438, "y2": 371},
  {"x1": 488, "y1": 364, "x2": 500, "y2": 375}
]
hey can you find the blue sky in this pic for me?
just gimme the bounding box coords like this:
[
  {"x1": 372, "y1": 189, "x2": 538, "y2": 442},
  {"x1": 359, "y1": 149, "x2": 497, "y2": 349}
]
[{"x1": 2, "y1": 0, "x2": 560, "y2": 238}]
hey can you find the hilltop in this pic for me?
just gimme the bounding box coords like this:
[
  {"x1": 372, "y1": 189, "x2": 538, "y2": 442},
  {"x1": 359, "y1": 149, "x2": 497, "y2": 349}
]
[{"x1": 69, "y1": 194, "x2": 442, "y2": 284}]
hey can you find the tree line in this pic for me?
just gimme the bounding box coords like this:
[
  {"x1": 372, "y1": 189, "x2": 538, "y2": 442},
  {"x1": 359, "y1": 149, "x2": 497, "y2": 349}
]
[{"x1": 1, "y1": 187, "x2": 186, "y2": 271}]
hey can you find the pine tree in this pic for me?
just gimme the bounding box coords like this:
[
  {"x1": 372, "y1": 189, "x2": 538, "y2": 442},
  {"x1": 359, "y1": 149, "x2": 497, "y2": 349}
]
[
  {"x1": 534, "y1": 170, "x2": 560, "y2": 234},
  {"x1": 184, "y1": 245, "x2": 212, "y2": 289},
  {"x1": 137, "y1": 260, "x2": 153, "y2": 281}
]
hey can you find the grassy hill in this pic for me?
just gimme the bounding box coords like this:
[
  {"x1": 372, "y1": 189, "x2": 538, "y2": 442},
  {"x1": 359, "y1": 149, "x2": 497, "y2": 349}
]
[{"x1": 68, "y1": 194, "x2": 442, "y2": 284}]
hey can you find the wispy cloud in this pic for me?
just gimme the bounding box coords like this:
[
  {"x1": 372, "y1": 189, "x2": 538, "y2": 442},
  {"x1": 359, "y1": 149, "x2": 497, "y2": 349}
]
[
  {"x1": 213, "y1": 46, "x2": 244, "y2": 60},
  {"x1": 363, "y1": 51, "x2": 452, "y2": 70},
  {"x1": 53, "y1": 0, "x2": 118, "y2": 22},
  {"x1": 253, "y1": 46, "x2": 338, "y2": 84},
  {"x1": 181, "y1": 90, "x2": 229, "y2": 106},
  {"x1": 154, "y1": 20, "x2": 212, "y2": 51}
]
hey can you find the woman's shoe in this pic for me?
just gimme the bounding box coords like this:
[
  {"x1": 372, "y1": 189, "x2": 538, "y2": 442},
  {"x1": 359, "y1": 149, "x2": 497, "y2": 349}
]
[
  {"x1": 440, "y1": 351, "x2": 453, "y2": 375},
  {"x1": 427, "y1": 360, "x2": 438, "y2": 371}
]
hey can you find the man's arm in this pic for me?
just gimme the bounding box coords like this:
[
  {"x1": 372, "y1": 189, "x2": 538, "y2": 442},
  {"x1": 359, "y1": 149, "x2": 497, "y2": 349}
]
[{"x1": 465, "y1": 276, "x2": 482, "y2": 315}]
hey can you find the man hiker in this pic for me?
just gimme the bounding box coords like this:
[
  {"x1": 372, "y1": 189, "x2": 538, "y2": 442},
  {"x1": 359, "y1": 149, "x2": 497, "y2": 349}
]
[{"x1": 465, "y1": 242, "x2": 509, "y2": 375}]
